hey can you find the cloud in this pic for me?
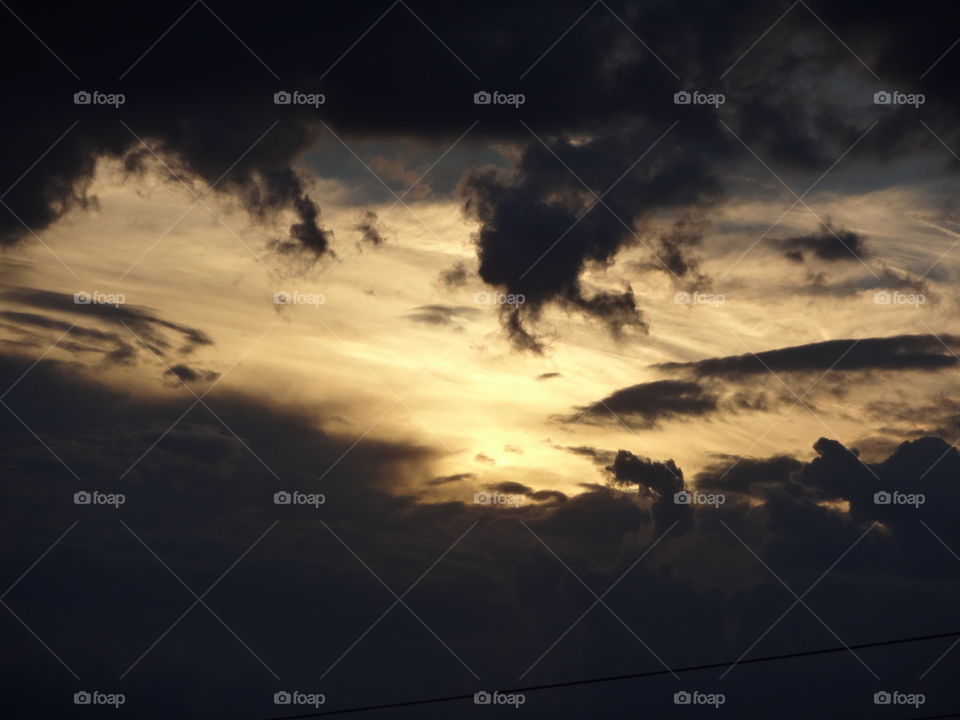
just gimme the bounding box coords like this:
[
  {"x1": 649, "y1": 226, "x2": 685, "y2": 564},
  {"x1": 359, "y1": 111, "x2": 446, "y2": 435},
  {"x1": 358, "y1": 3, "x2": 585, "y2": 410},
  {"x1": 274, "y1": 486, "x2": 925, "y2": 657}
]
[
  {"x1": 163, "y1": 364, "x2": 220, "y2": 384},
  {"x1": 354, "y1": 209, "x2": 387, "y2": 248},
  {"x1": 604, "y1": 449, "x2": 693, "y2": 535},
  {"x1": 2, "y1": 349, "x2": 959, "y2": 717},
  {"x1": 426, "y1": 472, "x2": 477, "y2": 486},
  {"x1": 556, "y1": 444, "x2": 618, "y2": 466},
  {"x1": 658, "y1": 334, "x2": 960, "y2": 378},
  {"x1": 404, "y1": 304, "x2": 482, "y2": 329},
  {"x1": 438, "y1": 260, "x2": 470, "y2": 289},
  {"x1": 0, "y1": 288, "x2": 215, "y2": 371},
  {"x1": 778, "y1": 223, "x2": 870, "y2": 263},
  {"x1": 694, "y1": 454, "x2": 804, "y2": 494},
  {"x1": 563, "y1": 379, "x2": 718, "y2": 429}
]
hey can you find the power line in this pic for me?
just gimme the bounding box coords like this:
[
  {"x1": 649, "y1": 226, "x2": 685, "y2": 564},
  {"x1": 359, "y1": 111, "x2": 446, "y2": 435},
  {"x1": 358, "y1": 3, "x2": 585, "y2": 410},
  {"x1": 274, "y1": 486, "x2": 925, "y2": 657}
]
[{"x1": 264, "y1": 629, "x2": 960, "y2": 718}]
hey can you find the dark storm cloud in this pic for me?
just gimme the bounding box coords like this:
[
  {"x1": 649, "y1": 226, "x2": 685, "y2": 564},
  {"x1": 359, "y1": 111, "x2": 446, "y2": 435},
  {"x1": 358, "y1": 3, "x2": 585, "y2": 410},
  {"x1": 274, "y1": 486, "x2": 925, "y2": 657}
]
[
  {"x1": 8, "y1": 0, "x2": 948, "y2": 344},
  {"x1": 2, "y1": 350, "x2": 960, "y2": 718},
  {"x1": 563, "y1": 379, "x2": 717, "y2": 429},
  {"x1": 777, "y1": 223, "x2": 870, "y2": 263},
  {"x1": 659, "y1": 333, "x2": 960, "y2": 378},
  {"x1": 459, "y1": 127, "x2": 718, "y2": 349},
  {"x1": 605, "y1": 449, "x2": 693, "y2": 535},
  {"x1": 695, "y1": 454, "x2": 804, "y2": 494}
]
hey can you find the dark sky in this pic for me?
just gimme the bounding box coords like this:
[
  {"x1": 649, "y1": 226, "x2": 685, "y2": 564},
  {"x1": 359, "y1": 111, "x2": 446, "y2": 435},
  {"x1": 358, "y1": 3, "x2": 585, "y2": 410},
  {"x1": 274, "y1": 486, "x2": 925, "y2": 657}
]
[{"x1": 2, "y1": 1, "x2": 960, "y2": 718}]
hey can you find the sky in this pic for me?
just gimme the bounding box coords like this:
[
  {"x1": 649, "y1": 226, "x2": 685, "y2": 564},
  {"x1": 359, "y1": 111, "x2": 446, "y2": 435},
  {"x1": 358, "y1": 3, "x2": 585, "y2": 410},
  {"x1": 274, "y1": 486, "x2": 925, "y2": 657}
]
[{"x1": 1, "y1": 1, "x2": 960, "y2": 718}]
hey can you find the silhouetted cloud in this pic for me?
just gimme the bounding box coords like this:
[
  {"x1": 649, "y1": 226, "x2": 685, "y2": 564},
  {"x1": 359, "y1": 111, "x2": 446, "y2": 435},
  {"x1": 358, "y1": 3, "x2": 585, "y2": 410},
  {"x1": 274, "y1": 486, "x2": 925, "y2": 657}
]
[{"x1": 778, "y1": 223, "x2": 870, "y2": 263}]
